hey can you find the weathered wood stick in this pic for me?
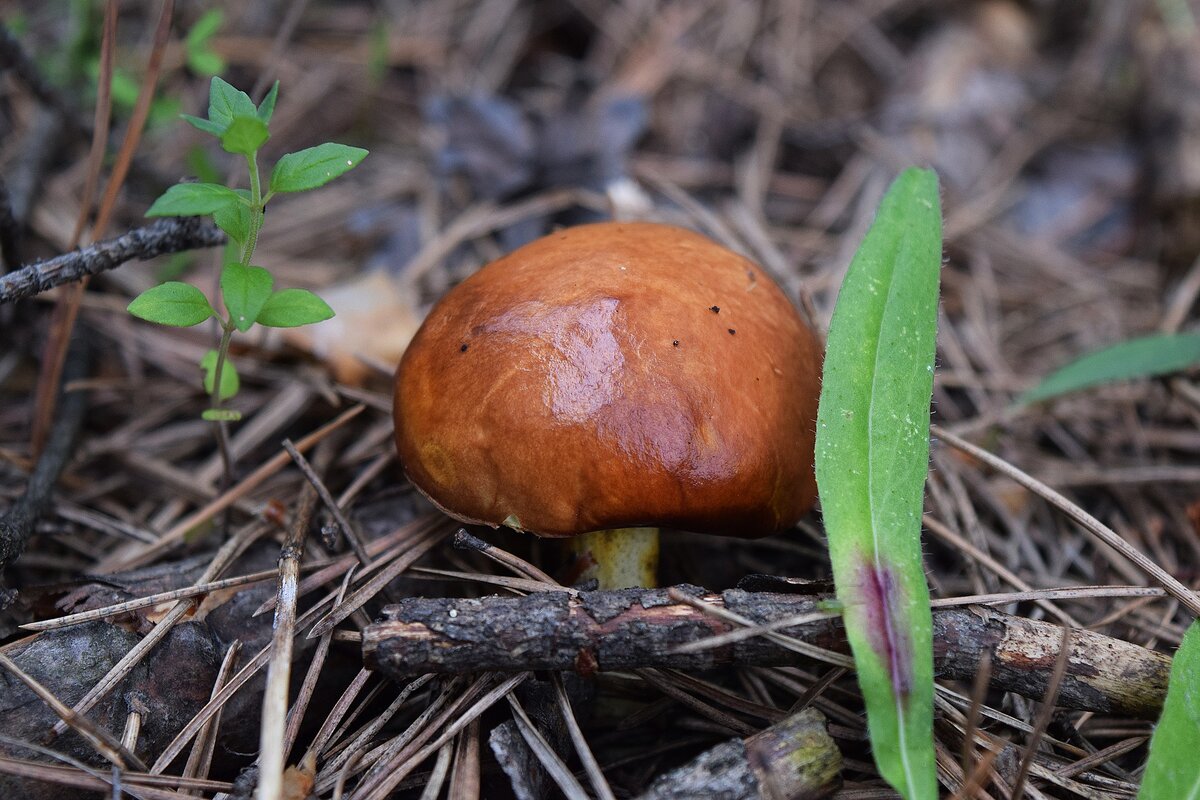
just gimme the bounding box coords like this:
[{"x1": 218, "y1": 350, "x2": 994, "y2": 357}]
[
  {"x1": 634, "y1": 708, "x2": 841, "y2": 800},
  {"x1": 363, "y1": 586, "x2": 1171, "y2": 719}
]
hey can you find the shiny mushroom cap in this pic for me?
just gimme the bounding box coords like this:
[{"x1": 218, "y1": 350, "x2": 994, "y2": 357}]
[{"x1": 393, "y1": 221, "x2": 823, "y2": 538}]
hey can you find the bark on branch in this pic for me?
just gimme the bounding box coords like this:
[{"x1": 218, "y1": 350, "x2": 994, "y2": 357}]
[
  {"x1": 0, "y1": 217, "x2": 225, "y2": 304},
  {"x1": 634, "y1": 708, "x2": 842, "y2": 800},
  {"x1": 363, "y1": 586, "x2": 1172, "y2": 719}
]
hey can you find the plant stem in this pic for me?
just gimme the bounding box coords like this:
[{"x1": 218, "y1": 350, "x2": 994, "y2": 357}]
[
  {"x1": 208, "y1": 153, "x2": 265, "y2": 490},
  {"x1": 209, "y1": 319, "x2": 235, "y2": 479},
  {"x1": 241, "y1": 151, "x2": 264, "y2": 265}
]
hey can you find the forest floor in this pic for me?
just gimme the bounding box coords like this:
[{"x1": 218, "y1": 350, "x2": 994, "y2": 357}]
[{"x1": 2, "y1": 2, "x2": 1199, "y2": 798}]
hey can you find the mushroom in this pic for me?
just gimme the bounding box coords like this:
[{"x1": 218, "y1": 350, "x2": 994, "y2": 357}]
[{"x1": 393, "y1": 221, "x2": 823, "y2": 587}]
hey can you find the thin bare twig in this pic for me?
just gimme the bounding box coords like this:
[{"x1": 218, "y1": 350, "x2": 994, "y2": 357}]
[{"x1": 0, "y1": 218, "x2": 226, "y2": 305}]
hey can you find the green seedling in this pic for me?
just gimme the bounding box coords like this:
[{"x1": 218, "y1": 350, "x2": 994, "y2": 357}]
[
  {"x1": 816, "y1": 168, "x2": 942, "y2": 799},
  {"x1": 128, "y1": 76, "x2": 368, "y2": 422}
]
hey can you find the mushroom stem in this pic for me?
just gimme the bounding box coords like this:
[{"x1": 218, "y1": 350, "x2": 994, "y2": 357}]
[{"x1": 569, "y1": 527, "x2": 659, "y2": 588}]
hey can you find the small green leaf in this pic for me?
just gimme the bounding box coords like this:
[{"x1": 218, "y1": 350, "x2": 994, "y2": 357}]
[
  {"x1": 1019, "y1": 332, "x2": 1200, "y2": 405},
  {"x1": 202, "y1": 408, "x2": 243, "y2": 422},
  {"x1": 255, "y1": 288, "x2": 334, "y2": 328},
  {"x1": 212, "y1": 197, "x2": 252, "y2": 245},
  {"x1": 816, "y1": 168, "x2": 942, "y2": 800},
  {"x1": 207, "y1": 76, "x2": 256, "y2": 130},
  {"x1": 148, "y1": 97, "x2": 182, "y2": 129},
  {"x1": 257, "y1": 81, "x2": 279, "y2": 124},
  {"x1": 189, "y1": 50, "x2": 225, "y2": 77},
  {"x1": 220, "y1": 115, "x2": 269, "y2": 155},
  {"x1": 220, "y1": 262, "x2": 274, "y2": 332},
  {"x1": 184, "y1": 146, "x2": 222, "y2": 184},
  {"x1": 269, "y1": 143, "x2": 368, "y2": 193},
  {"x1": 181, "y1": 113, "x2": 225, "y2": 136},
  {"x1": 185, "y1": 9, "x2": 222, "y2": 49},
  {"x1": 128, "y1": 282, "x2": 216, "y2": 327},
  {"x1": 1138, "y1": 621, "x2": 1200, "y2": 799},
  {"x1": 146, "y1": 183, "x2": 243, "y2": 217},
  {"x1": 200, "y1": 349, "x2": 239, "y2": 401},
  {"x1": 184, "y1": 10, "x2": 225, "y2": 76}
]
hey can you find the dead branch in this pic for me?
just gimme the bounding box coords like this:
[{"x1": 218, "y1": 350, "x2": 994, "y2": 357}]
[
  {"x1": 0, "y1": 334, "x2": 89, "y2": 573},
  {"x1": 0, "y1": 217, "x2": 225, "y2": 305},
  {"x1": 634, "y1": 708, "x2": 841, "y2": 800},
  {"x1": 363, "y1": 587, "x2": 1172, "y2": 719}
]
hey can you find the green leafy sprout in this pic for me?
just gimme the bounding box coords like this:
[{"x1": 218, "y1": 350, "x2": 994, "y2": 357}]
[
  {"x1": 128, "y1": 77, "x2": 368, "y2": 423},
  {"x1": 815, "y1": 168, "x2": 942, "y2": 799}
]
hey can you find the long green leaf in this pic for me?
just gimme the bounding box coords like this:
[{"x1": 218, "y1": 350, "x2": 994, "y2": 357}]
[
  {"x1": 815, "y1": 167, "x2": 941, "y2": 800},
  {"x1": 1019, "y1": 332, "x2": 1200, "y2": 405},
  {"x1": 1139, "y1": 620, "x2": 1200, "y2": 799}
]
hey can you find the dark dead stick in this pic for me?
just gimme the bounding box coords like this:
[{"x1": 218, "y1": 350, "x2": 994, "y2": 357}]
[
  {"x1": 363, "y1": 587, "x2": 1172, "y2": 719},
  {"x1": 0, "y1": 180, "x2": 20, "y2": 270},
  {"x1": 0, "y1": 217, "x2": 225, "y2": 304},
  {"x1": 0, "y1": 335, "x2": 89, "y2": 572}
]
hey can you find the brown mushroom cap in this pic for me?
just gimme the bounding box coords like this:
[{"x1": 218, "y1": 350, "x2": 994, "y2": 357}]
[{"x1": 393, "y1": 221, "x2": 823, "y2": 538}]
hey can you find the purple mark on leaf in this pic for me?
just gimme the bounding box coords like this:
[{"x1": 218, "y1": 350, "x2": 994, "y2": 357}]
[{"x1": 857, "y1": 561, "x2": 914, "y2": 699}]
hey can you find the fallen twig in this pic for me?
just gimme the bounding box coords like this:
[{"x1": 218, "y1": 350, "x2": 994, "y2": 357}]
[
  {"x1": 363, "y1": 586, "x2": 1172, "y2": 718},
  {"x1": 0, "y1": 335, "x2": 89, "y2": 572},
  {"x1": 0, "y1": 217, "x2": 225, "y2": 305},
  {"x1": 633, "y1": 708, "x2": 841, "y2": 800}
]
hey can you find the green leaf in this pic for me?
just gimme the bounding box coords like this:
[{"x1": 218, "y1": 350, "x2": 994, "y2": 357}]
[
  {"x1": 255, "y1": 288, "x2": 334, "y2": 328},
  {"x1": 207, "y1": 76, "x2": 256, "y2": 130},
  {"x1": 257, "y1": 81, "x2": 279, "y2": 124},
  {"x1": 1139, "y1": 621, "x2": 1200, "y2": 799},
  {"x1": 202, "y1": 408, "x2": 243, "y2": 422},
  {"x1": 184, "y1": 10, "x2": 225, "y2": 76},
  {"x1": 815, "y1": 168, "x2": 942, "y2": 800},
  {"x1": 220, "y1": 262, "x2": 274, "y2": 332},
  {"x1": 185, "y1": 9, "x2": 222, "y2": 49},
  {"x1": 184, "y1": 145, "x2": 222, "y2": 184},
  {"x1": 128, "y1": 282, "x2": 216, "y2": 327},
  {"x1": 1018, "y1": 332, "x2": 1200, "y2": 405},
  {"x1": 187, "y1": 49, "x2": 225, "y2": 77},
  {"x1": 146, "y1": 183, "x2": 242, "y2": 217},
  {"x1": 149, "y1": 97, "x2": 182, "y2": 129},
  {"x1": 269, "y1": 143, "x2": 368, "y2": 193},
  {"x1": 220, "y1": 115, "x2": 269, "y2": 155},
  {"x1": 200, "y1": 349, "x2": 239, "y2": 402},
  {"x1": 212, "y1": 200, "x2": 252, "y2": 246},
  {"x1": 181, "y1": 113, "x2": 225, "y2": 136}
]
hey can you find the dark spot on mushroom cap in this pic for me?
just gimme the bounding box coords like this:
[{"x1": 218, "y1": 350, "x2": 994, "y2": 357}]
[
  {"x1": 672, "y1": 340, "x2": 679, "y2": 347},
  {"x1": 728, "y1": 329, "x2": 736, "y2": 335},
  {"x1": 460, "y1": 343, "x2": 469, "y2": 352},
  {"x1": 710, "y1": 305, "x2": 720, "y2": 313}
]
